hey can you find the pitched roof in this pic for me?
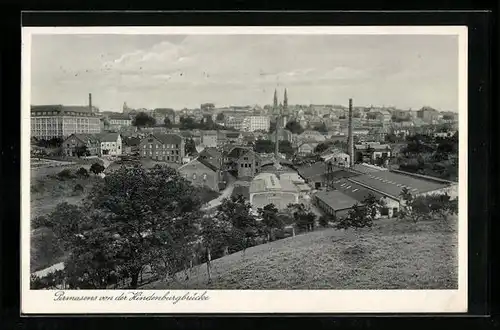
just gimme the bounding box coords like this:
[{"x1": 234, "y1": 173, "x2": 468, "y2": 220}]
[
  {"x1": 148, "y1": 133, "x2": 183, "y2": 145},
  {"x1": 332, "y1": 179, "x2": 385, "y2": 202},
  {"x1": 122, "y1": 136, "x2": 141, "y2": 147},
  {"x1": 349, "y1": 171, "x2": 451, "y2": 198},
  {"x1": 98, "y1": 132, "x2": 120, "y2": 142},
  {"x1": 178, "y1": 158, "x2": 216, "y2": 173},
  {"x1": 315, "y1": 190, "x2": 360, "y2": 211},
  {"x1": 69, "y1": 133, "x2": 100, "y2": 144}
]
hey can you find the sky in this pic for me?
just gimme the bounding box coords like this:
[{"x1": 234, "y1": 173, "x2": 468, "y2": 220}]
[{"x1": 30, "y1": 34, "x2": 459, "y2": 112}]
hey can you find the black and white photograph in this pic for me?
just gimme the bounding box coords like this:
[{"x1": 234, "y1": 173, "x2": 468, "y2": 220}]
[{"x1": 21, "y1": 26, "x2": 467, "y2": 313}]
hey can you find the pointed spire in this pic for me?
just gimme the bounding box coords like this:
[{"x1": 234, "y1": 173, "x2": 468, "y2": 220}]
[
  {"x1": 283, "y1": 88, "x2": 288, "y2": 109},
  {"x1": 273, "y1": 89, "x2": 278, "y2": 110}
]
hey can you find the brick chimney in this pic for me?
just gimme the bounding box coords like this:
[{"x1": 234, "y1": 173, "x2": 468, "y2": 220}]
[
  {"x1": 89, "y1": 93, "x2": 92, "y2": 113},
  {"x1": 348, "y1": 98, "x2": 354, "y2": 168}
]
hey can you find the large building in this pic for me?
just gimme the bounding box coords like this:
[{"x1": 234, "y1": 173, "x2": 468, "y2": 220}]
[
  {"x1": 249, "y1": 172, "x2": 299, "y2": 210},
  {"x1": 107, "y1": 113, "x2": 132, "y2": 130},
  {"x1": 31, "y1": 94, "x2": 101, "y2": 140},
  {"x1": 138, "y1": 133, "x2": 185, "y2": 164},
  {"x1": 242, "y1": 115, "x2": 270, "y2": 132}
]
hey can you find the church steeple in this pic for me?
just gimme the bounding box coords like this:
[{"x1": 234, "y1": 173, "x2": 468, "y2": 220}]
[
  {"x1": 273, "y1": 89, "x2": 278, "y2": 110},
  {"x1": 283, "y1": 88, "x2": 288, "y2": 111}
]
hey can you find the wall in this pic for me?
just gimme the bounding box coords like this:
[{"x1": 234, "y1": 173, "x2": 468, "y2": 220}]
[{"x1": 179, "y1": 164, "x2": 219, "y2": 191}]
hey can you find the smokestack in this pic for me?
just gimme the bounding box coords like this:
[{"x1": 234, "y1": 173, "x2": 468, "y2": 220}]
[
  {"x1": 348, "y1": 98, "x2": 354, "y2": 168},
  {"x1": 89, "y1": 93, "x2": 92, "y2": 113}
]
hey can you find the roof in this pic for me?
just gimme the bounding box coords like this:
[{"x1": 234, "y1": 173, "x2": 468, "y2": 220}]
[
  {"x1": 332, "y1": 179, "x2": 385, "y2": 202},
  {"x1": 296, "y1": 162, "x2": 327, "y2": 180},
  {"x1": 31, "y1": 105, "x2": 97, "y2": 114},
  {"x1": 226, "y1": 132, "x2": 241, "y2": 138},
  {"x1": 349, "y1": 171, "x2": 451, "y2": 198},
  {"x1": 198, "y1": 148, "x2": 222, "y2": 171},
  {"x1": 108, "y1": 113, "x2": 131, "y2": 120},
  {"x1": 355, "y1": 143, "x2": 391, "y2": 151},
  {"x1": 67, "y1": 133, "x2": 100, "y2": 144},
  {"x1": 249, "y1": 172, "x2": 298, "y2": 194},
  {"x1": 98, "y1": 132, "x2": 120, "y2": 142},
  {"x1": 178, "y1": 158, "x2": 216, "y2": 173},
  {"x1": 147, "y1": 133, "x2": 183, "y2": 145},
  {"x1": 122, "y1": 136, "x2": 141, "y2": 147},
  {"x1": 352, "y1": 163, "x2": 388, "y2": 174},
  {"x1": 315, "y1": 190, "x2": 360, "y2": 211}
]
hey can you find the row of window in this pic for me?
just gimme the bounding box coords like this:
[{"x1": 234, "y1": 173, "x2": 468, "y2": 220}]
[
  {"x1": 240, "y1": 163, "x2": 252, "y2": 168},
  {"x1": 184, "y1": 173, "x2": 208, "y2": 180},
  {"x1": 146, "y1": 154, "x2": 180, "y2": 162},
  {"x1": 143, "y1": 150, "x2": 178, "y2": 155},
  {"x1": 143, "y1": 143, "x2": 180, "y2": 149}
]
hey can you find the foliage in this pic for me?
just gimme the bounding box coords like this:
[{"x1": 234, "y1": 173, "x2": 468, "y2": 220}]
[
  {"x1": 184, "y1": 138, "x2": 197, "y2": 156},
  {"x1": 76, "y1": 167, "x2": 89, "y2": 177},
  {"x1": 257, "y1": 204, "x2": 285, "y2": 242},
  {"x1": 287, "y1": 203, "x2": 316, "y2": 232},
  {"x1": 285, "y1": 120, "x2": 304, "y2": 135},
  {"x1": 314, "y1": 142, "x2": 332, "y2": 154},
  {"x1": 399, "y1": 188, "x2": 457, "y2": 223},
  {"x1": 215, "y1": 113, "x2": 225, "y2": 121},
  {"x1": 334, "y1": 203, "x2": 372, "y2": 230},
  {"x1": 312, "y1": 122, "x2": 328, "y2": 133},
  {"x1": 73, "y1": 184, "x2": 84, "y2": 194},
  {"x1": 57, "y1": 169, "x2": 74, "y2": 180},
  {"x1": 318, "y1": 215, "x2": 333, "y2": 228},
  {"x1": 132, "y1": 112, "x2": 156, "y2": 128},
  {"x1": 163, "y1": 117, "x2": 172, "y2": 128},
  {"x1": 74, "y1": 145, "x2": 90, "y2": 158},
  {"x1": 90, "y1": 162, "x2": 105, "y2": 175}
]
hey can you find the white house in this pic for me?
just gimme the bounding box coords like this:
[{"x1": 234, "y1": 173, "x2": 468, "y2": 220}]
[
  {"x1": 321, "y1": 150, "x2": 350, "y2": 167},
  {"x1": 99, "y1": 132, "x2": 122, "y2": 156}
]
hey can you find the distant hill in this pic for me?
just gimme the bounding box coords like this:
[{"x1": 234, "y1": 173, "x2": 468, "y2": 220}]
[{"x1": 144, "y1": 217, "x2": 457, "y2": 290}]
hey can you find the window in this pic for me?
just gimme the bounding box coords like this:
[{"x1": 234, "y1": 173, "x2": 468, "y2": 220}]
[
  {"x1": 176, "y1": 144, "x2": 179, "y2": 148},
  {"x1": 149, "y1": 144, "x2": 152, "y2": 149},
  {"x1": 193, "y1": 173, "x2": 197, "y2": 180},
  {"x1": 240, "y1": 164, "x2": 243, "y2": 168},
  {"x1": 203, "y1": 173, "x2": 207, "y2": 180},
  {"x1": 345, "y1": 157, "x2": 347, "y2": 161}
]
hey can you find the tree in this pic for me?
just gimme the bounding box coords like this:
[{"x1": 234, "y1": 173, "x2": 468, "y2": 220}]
[
  {"x1": 215, "y1": 113, "x2": 225, "y2": 121},
  {"x1": 335, "y1": 203, "x2": 372, "y2": 230},
  {"x1": 318, "y1": 215, "x2": 333, "y2": 228},
  {"x1": 254, "y1": 139, "x2": 274, "y2": 153},
  {"x1": 314, "y1": 142, "x2": 332, "y2": 154},
  {"x1": 132, "y1": 112, "x2": 156, "y2": 128},
  {"x1": 164, "y1": 117, "x2": 172, "y2": 128},
  {"x1": 278, "y1": 141, "x2": 295, "y2": 157},
  {"x1": 215, "y1": 195, "x2": 258, "y2": 256},
  {"x1": 285, "y1": 120, "x2": 304, "y2": 135},
  {"x1": 287, "y1": 203, "x2": 316, "y2": 232},
  {"x1": 257, "y1": 204, "x2": 284, "y2": 242},
  {"x1": 362, "y1": 194, "x2": 384, "y2": 221},
  {"x1": 269, "y1": 120, "x2": 277, "y2": 134},
  {"x1": 180, "y1": 116, "x2": 199, "y2": 130},
  {"x1": 184, "y1": 138, "x2": 197, "y2": 156},
  {"x1": 76, "y1": 167, "x2": 89, "y2": 177},
  {"x1": 313, "y1": 122, "x2": 328, "y2": 133},
  {"x1": 90, "y1": 162, "x2": 105, "y2": 175},
  {"x1": 385, "y1": 133, "x2": 397, "y2": 143},
  {"x1": 74, "y1": 145, "x2": 89, "y2": 158}
]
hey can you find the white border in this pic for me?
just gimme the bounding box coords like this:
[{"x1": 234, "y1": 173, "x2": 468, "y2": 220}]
[{"x1": 21, "y1": 26, "x2": 468, "y2": 314}]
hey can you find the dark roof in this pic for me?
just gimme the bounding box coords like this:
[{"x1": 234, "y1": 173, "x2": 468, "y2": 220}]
[
  {"x1": 123, "y1": 136, "x2": 141, "y2": 147},
  {"x1": 226, "y1": 132, "x2": 241, "y2": 138},
  {"x1": 67, "y1": 133, "x2": 100, "y2": 144},
  {"x1": 231, "y1": 185, "x2": 250, "y2": 199},
  {"x1": 98, "y1": 132, "x2": 120, "y2": 142},
  {"x1": 315, "y1": 190, "x2": 360, "y2": 211},
  {"x1": 349, "y1": 170, "x2": 451, "y2": 198},
  {"x1": 198, "y1": 148, "x2": 222, "y2": 171},
  {"x1": 31, "y1": 105, "x2": 97, "y2": 114},
  {"x1": 296, "y1": 162, "x2": 327, "y2": 180},
  {"x1": 148, "y1": 133, "x2": 183, "y2": 145},
  {"x1": 108, "y1": 113, "x2": 131, "y2": 120},
  {"x1": 332, "y1": 179, "x2": 385, "y2": 202}
]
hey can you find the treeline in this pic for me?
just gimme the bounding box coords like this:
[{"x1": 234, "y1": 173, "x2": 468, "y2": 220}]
[{"x1": 30, "y1": 164, "x2": 319, "y2": 289}]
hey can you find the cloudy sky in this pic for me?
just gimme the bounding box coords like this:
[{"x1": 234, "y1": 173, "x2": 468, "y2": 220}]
[{"x1": 30, "y1": 34, "x2": 459, "y2": 112}]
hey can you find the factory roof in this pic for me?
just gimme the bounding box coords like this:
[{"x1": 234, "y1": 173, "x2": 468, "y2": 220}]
[
  {"x1": 349, "y1": 170, "x2": 450, "y2": 198},
  {"x1": 249, "y1": 172, "x2": 298, "y2": 194},
  {"x1": 352, "y1": 163, "x2": 388, "y2": 174},
  {"x1": 332, "y1": 179, "x2": 386, "y2": 202},
  {"x1": 315, "y1": 190, "x2": 360, "y2": 211}
]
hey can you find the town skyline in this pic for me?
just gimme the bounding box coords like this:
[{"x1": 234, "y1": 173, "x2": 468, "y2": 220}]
[{"x1": 31, "y1": 34, "x2": 459, "y2": 112}]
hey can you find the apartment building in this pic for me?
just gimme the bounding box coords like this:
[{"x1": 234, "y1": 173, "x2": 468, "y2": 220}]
[
  {"x1": 108, "y1": 113, "x2": 132, "y2": 130},
  {"x1": 242, "y1": 115, "x2": 270, "y2": 132},
  {"x1": 31, "y1": 105, "x2": 101, "y2": 140},
  {"x1": 138, "y1": 133, "x2": 185, "y2": 164}
]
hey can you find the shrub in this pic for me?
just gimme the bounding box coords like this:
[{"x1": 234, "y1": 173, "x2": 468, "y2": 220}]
[
  {"x1": 89, "y1": 162, "x2": 105, "y2": 175},
  {"x1": 32, "y1": 215, "x2": 52, "y2": 229},
  {"x1": 318, "y1": 215, "x2": 331, "y2": 228},
  {"x1": 57, "y1": 169, "x2": 73, "y2": 180},
  {"x1": 76, "y1": 167, "x2": 89, "y2": 177},
  {"x1": 73, "y1": 184, "x2": 84, "y2": 195}
]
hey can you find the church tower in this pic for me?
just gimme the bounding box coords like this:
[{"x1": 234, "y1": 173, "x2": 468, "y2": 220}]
[{"x1": 282, "y1": 88, "x2": 289, "y2": 127}]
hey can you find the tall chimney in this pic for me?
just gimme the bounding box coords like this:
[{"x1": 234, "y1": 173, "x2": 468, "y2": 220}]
[
  {"x1": 89, "y1": 93, "x2": 92, "y2": 113},
  {"x1": 348, "y1": 98, "x2": 354, "y2": 168}
]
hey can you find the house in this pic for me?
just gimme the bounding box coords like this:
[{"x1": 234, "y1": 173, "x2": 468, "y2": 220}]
[
  {"x1": 417, "y1": 106, "x2": 440, "y2": 123},
  {"x1": 237, "y1": 149, "x2": 259, "y2": 179},
  {"x1": 62, "y1": 133, "x2": 101, "y2": 157},
  {"x1": 98, "y1": 132, "x2": 122, "y2": 156},
  {"x1": 122, "y1": 136, "x2": 141, "y2": 155},
  {"x1": 297, "y1": 142, "x2": 318, "y2": 156},
  {"x1": 107, "y1": 113, "x2": 132, "y2": 130},
  {"x1": 178, "y1": 158, "x2": 221, "y2": 192},
  {"x1": 201, "y1": 130, "x2": 218, "y2": 148},
  {"x1": 320, "y1": 149, "x2": 350, "y2": 167},
  {"x1": 297, "y1": 130, "x2": 326, "y2": 143},
  {"x1": 249, "y1": 172, "x2": 299, "y2": 210},
  {"x1": 226, "y1": 131, "x2": 243, "y2": 145},
  {"x1": 296, "y1": 162, "x2": 358, "y2": 190},
  {"x1": 138, "y1": 133, "x2": 185, "y2": 164},
  {"x1": 354, "y1": 142, "x2": 391, "y2": 163}
]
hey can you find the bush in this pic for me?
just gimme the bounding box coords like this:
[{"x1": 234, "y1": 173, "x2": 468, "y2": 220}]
[
  {"x1": 90, "y1": 162, "x2": 105, "y2": 175},
  {"x1": 73, "y1": 184, "x2": 84, "y2": 194},
  {"x1": 318, "y1": 215, "x2": 331, "y2": 228},
  {"x1": 32, "y1": 215, "x2": 52, "y2": 229},
  {"x1": 57, "y1": 169, "x2": 74, "y2": 180},
  {"x1": 76, "y1": 167, "x2": 89, "y2": 177}
]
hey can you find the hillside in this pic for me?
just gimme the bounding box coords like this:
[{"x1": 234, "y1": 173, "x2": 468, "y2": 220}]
[{"x1": 145, "y1": 217, "x2": 458, "y2": 290}]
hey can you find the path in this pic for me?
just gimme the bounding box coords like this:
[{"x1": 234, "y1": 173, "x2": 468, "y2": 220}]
[{"x1": 202, "y1": 175, "x2": 236, "y2": 210}]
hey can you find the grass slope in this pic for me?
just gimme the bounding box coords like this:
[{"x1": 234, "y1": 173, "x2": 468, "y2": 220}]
[{"x1": 145, "y1": 217, "x2": 457, "y2": 290}]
